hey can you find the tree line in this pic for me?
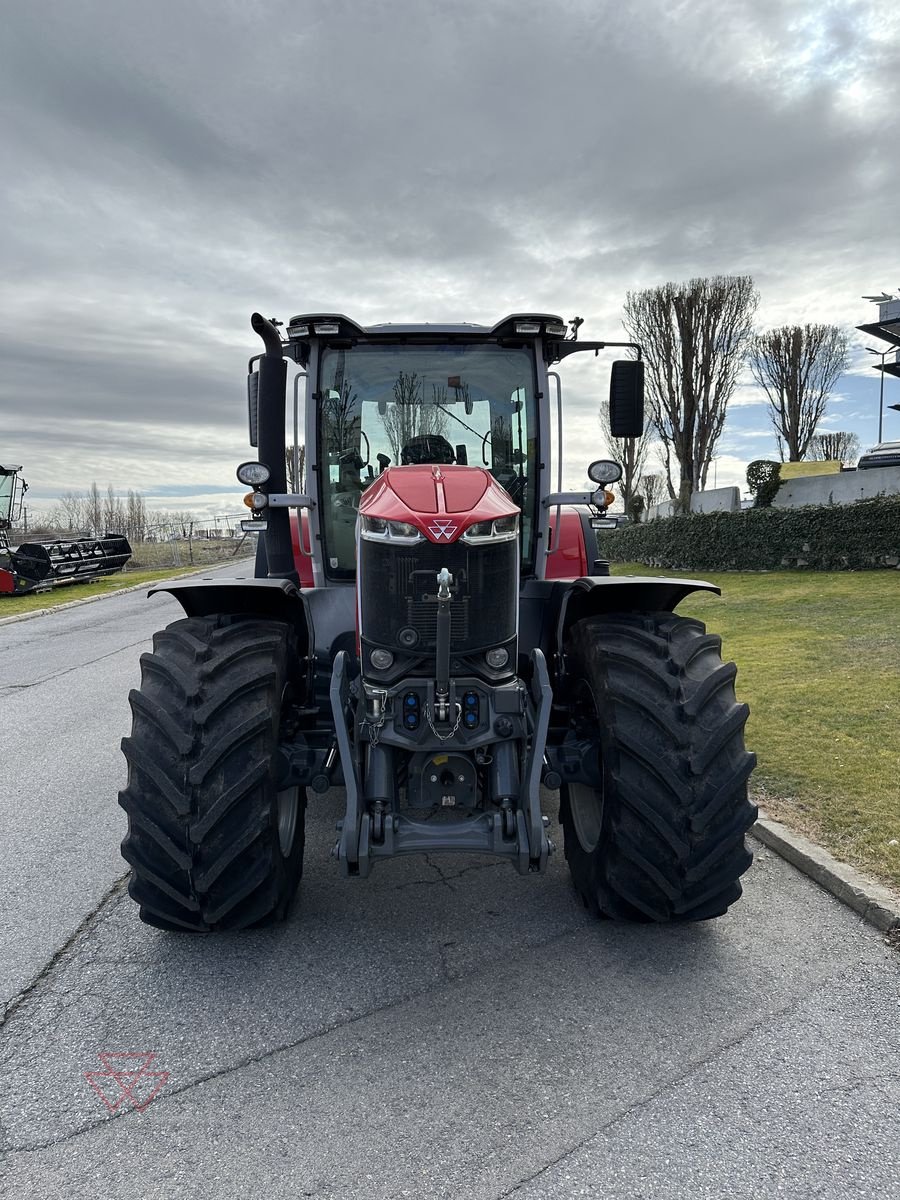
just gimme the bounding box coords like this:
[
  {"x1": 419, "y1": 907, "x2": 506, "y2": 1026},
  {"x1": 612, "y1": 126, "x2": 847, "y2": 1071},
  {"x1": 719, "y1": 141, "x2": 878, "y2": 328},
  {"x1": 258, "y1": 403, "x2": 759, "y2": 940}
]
[
  {"x1": 42, "y1": 484, "x2": 199, "y2": 543},
  {"x1": 605, "y1": 275, "x2": 853, "y2": 518}
]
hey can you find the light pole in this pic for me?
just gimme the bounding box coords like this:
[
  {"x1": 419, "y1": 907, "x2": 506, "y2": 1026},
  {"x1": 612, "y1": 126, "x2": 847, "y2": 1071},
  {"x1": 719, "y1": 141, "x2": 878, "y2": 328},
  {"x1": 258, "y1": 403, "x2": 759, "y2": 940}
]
[{"x1": 866, "y1": 346, "x2": 890, "y2": 442}]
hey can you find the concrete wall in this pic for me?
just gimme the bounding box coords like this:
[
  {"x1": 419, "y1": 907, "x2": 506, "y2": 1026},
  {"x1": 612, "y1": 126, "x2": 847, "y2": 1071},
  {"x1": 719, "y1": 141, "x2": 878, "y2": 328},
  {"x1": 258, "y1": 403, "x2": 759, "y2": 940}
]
[
  {"x1": 647, "y1": 500, "x2": 676, "y2": 520},
  {"x1": 647, "y1": 486, "x2": 740, "y2": 520},
  {"x1": 690, "y1": 486, "x2": 741, "y2": 514},
  {"x1": 644, "y1": 470, "x2": 900, "y2": 519},
  {"x1": 773, "y1": 465, "x2": 900, "y2": 508}
]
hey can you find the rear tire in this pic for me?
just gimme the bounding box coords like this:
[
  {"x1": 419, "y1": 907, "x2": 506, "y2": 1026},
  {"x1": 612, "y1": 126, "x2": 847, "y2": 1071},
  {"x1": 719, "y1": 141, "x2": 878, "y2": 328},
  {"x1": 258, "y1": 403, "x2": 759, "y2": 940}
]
[
  {"x1": 119, "y1": 615, "x2": 306, "y2": 931},
  {"x1": 560, "y1": 612, "x2": 756, "y2": 922}
]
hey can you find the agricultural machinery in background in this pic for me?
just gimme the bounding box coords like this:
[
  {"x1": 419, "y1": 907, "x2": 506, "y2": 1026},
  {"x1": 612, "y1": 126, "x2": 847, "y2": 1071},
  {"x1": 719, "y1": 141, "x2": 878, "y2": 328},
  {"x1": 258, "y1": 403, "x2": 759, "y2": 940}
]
[
  {"x1": 119, "y1": 311, "x2": 756, "y2": 932},
  {"x1": 0, "y1": 463, "x2": 132, "y2": 596}
]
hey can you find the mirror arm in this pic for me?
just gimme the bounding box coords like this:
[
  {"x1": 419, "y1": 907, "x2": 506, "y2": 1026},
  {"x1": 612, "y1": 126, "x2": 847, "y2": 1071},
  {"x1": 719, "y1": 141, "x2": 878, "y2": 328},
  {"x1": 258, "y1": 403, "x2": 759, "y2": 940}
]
[{"x1": 542, "y1": 490, "x2": 606, "y2": 509}]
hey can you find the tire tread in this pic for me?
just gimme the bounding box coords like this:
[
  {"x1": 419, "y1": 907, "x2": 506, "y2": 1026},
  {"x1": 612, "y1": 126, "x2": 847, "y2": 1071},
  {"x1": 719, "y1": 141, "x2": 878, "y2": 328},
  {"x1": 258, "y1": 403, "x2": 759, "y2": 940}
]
[{"x1": 561, "y1": 611, "x2": 756, "y2": 922}]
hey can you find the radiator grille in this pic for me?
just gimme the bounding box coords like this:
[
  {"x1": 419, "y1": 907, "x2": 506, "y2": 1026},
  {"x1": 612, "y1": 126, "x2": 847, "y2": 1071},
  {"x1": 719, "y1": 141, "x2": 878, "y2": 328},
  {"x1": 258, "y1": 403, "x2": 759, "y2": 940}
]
[{"x1": 360, "y1": 537, "x2": 516, "y2": 652}]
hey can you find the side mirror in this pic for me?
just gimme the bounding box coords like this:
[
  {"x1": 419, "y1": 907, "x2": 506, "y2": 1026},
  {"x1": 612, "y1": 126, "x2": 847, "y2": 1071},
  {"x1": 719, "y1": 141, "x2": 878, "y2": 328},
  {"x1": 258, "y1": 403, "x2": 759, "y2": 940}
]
[
  {"x1": 465, "y1": 394, "x2": 473, "y2": 416},
  {"x1": 247, "y1": 372, "x2": 260, "y2": 447},
  {"x1": 455, "y1": 444, "x2": 468, "y2": 465},
  {"x1": 609, "y1": 360, "x2": 644, "y2": 439},
  {"x1": 588, "y1": 459, "x2": 623, "y2": 485}
]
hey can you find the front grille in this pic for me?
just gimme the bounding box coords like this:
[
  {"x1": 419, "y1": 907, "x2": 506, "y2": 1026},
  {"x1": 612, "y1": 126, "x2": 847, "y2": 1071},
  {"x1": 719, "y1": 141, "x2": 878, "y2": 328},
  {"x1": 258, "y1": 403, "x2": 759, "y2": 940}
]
[
  {"x1": 360, "y1": 536, "x2": 516, "y2": 652},
  {"x1": 406, "y1": 597, "x2": 470, "y2": 644}
]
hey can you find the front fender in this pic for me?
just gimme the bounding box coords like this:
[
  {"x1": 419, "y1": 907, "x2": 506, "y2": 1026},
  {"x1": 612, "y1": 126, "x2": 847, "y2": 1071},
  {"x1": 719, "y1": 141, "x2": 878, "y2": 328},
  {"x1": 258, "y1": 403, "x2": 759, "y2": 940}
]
[
  {"x1": 149, "y1": 576, "x2": 304, "y2": 624},
  {"x1": 560, "y1": 574, "x2": 720, "y2": 635}
]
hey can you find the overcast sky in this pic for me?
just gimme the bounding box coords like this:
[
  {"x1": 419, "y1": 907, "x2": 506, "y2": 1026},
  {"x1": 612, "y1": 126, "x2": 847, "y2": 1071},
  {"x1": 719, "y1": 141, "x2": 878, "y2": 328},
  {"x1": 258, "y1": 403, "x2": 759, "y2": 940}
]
[{"x1": 2, "y1": 0, "x2": 898, "y2": 521}]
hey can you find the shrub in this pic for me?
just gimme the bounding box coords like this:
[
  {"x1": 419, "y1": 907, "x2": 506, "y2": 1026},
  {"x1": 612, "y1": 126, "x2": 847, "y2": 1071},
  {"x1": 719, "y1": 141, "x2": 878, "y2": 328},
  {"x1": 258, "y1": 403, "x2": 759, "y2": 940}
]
[
  {"x1": 600, "y1": 496, "x2": 900, "y2": 571},
  {"x1": 746, "y1": 459, "x2": 782, "y2": 507}
]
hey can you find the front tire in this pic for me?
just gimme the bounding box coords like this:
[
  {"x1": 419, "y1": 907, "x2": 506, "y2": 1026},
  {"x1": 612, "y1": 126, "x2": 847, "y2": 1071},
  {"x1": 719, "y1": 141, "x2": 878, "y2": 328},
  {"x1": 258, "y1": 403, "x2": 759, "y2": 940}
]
[
  {"x1": 119, "y1": 615, "x2": 306, "y2": 931},
  {"x1": 560, "y1": 612, "x2": 756, "y2": 922}
]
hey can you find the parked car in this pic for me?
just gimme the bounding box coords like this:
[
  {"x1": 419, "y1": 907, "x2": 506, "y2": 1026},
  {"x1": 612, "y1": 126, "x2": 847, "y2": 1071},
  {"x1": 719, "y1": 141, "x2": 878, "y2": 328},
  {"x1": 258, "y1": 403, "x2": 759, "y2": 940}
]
[{"x1": 857, "y1": 441, "x2": 900, "y2": 470}]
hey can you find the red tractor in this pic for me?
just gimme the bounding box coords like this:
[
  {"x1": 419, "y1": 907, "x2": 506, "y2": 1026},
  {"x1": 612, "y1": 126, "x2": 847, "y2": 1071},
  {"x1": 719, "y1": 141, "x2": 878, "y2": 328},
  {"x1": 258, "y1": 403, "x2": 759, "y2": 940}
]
[{"x1": 120, "y1": 312, "x2": 756, "y2": 930}]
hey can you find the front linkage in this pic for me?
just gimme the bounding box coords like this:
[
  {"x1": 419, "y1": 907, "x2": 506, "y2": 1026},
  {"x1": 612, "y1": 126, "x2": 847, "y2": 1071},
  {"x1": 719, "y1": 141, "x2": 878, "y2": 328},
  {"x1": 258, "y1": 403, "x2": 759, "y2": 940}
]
[{"x1": 330, "y1": 643, "x2": 553, "y2": 877}]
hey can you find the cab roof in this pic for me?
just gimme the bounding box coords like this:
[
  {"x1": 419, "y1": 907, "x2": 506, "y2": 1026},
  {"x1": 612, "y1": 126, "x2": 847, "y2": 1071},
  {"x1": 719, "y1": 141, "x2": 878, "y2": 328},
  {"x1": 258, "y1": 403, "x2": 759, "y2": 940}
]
[{"x1": 285, "y1": 313, "x2": 567, "y2": 339}]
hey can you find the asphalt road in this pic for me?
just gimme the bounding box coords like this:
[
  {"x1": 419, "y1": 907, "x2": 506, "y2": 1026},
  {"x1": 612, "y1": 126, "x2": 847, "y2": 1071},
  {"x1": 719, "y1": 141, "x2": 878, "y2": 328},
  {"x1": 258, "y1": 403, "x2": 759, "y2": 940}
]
[{"x1": 1, "y1": 579, "x2": 898, "y2": 1199}]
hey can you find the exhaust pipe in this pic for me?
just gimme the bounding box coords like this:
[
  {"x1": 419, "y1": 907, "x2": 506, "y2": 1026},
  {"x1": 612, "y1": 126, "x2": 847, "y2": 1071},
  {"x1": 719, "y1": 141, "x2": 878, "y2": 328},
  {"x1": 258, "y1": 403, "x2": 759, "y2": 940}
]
[{"x1": 251, "y1": 313, "x2": 298, "y2": 585}]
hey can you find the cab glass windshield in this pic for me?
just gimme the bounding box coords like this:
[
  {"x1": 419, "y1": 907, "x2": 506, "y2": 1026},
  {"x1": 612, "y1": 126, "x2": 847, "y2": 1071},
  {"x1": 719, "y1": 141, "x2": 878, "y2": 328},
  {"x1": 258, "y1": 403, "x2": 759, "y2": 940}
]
[{"x1": 317, "y1": 343, "x2": 538, "y2": 576}]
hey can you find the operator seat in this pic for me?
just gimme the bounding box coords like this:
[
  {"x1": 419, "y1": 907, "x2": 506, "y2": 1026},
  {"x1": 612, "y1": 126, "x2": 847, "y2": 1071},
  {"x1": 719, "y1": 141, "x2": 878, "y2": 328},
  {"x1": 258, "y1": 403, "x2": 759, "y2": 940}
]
[{"x1": 400, "y1": 434, "x2": 456, "y2": 465}]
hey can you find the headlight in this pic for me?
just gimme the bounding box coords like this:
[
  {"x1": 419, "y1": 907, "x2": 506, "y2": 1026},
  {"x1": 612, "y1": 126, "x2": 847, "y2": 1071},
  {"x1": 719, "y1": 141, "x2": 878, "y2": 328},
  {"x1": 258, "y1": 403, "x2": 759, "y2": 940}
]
[
  {"x1": 485, "y1": 647, "x2": 509, "y2": 669},
  {"x1": 462, "y1": 515, "x2": 519, "y2": 543},
  {"x1": 465, "y1": 520, "x2": 492, "y2": 539},
  {"x1": 388, "y1": 521, "x2": 420, "y2": 538},
  {"x1": 361, "y1": 516, "x2": 423, "y2": 542},
  {"x1": 236, "y1": 461, "x2": 271, "y2": 486},
  {"x1": 370, "y1": 648, "x2": 394, "y2": 670}
]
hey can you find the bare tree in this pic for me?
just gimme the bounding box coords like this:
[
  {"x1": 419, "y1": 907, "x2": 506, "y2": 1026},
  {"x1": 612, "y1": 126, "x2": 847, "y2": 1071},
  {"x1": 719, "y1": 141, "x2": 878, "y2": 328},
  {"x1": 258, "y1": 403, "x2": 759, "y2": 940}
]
[
  {"x1": 624, "y1": 275, "x2": 758, "y2": 511},
  {"x1": 749, "y1": 324, "x2": 850, "y2": 461},
  {"x1": 383, "y1": 373, "x2": 448, "y2": 464},
  {"x1": 321, "y1": 378, "x2": 359, "y2": 457},
  {"x1": 49, "y1": 491, "x2": 88, "y2": 533},
  {"x1": 102, "y1": 484, "x2": 126, "y2": 534},
  {"x1": 638, "y1": 472, "x2": 666, "y2": 515},
  {"x1": 86, "y1": 482, "x2": 103, "y2": 537},
  {"x1": 286, "y1": 444, "x2": 306, "y2": 492},
  {"x1": 598, "y1": 399, "x2": 649, "y2": 515},
  {"x1": 806, "y1": 430, "x2": 860, "y2": 464},
  {"x1": 125, "y1": 489, "x2": 149, "y2": 543}
]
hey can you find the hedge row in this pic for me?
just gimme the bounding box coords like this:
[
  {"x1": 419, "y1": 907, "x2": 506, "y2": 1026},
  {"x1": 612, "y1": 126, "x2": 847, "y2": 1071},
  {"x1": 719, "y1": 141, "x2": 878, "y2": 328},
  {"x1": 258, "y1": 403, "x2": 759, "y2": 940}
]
[{"x1": 600, "y1": 496, "x2": 900, "y2": 571}]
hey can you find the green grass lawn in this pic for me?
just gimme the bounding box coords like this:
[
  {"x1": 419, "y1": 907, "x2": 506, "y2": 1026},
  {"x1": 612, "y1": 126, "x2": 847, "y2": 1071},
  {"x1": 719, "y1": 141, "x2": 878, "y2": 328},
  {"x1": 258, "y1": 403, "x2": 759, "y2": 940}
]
[
  {"x1": 0, "y1": 564, "x2": 241, "y2": 619},
  {"x1": 613, "y1": 562, "x2": 900, "y2": 891}
]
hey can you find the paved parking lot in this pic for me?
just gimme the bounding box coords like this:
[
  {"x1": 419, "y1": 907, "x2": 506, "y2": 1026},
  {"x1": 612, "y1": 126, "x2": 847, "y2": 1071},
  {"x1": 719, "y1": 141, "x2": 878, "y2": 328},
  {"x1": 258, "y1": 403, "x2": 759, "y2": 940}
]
[{"x1": 1, "y1": 583, "x2": 898, "y2": 1199}]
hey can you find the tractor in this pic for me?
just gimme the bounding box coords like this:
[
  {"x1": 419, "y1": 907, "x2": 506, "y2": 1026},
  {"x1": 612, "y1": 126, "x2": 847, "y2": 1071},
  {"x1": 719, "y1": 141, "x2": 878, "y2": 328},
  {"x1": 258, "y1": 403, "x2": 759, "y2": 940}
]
[{"x1": 119, "y1": 312, "x2": 756, "y2": 931}]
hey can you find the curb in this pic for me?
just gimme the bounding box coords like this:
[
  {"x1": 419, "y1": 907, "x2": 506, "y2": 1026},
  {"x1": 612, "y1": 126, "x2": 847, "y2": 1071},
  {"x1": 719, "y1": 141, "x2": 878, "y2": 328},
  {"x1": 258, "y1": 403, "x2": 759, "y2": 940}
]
[
  {"x1": 753, "y1": 815, "x2": 900, "y2": 932},
  {"x1": 0, "y1": 561, "x2": 254, "y2": 629}
]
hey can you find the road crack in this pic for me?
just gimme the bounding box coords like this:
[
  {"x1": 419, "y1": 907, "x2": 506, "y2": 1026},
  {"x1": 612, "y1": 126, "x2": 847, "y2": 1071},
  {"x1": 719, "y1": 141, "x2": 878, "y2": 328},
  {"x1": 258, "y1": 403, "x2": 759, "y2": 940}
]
[
  {"x1": 0, "y1": 875, "x2": 129, "y2": 1035},
  {"x1": 0, "y1": 924, "x2": 584, "y2": 1160},
  {"x1": 395, "y1": 857, "x2": 505, "y2": 892},
  {"x1": 490, "y1": 974, "x2": 863, "y2": 1198},
  {"x1": 0, "y1": 638, "x2": 150, "y2": 693}
]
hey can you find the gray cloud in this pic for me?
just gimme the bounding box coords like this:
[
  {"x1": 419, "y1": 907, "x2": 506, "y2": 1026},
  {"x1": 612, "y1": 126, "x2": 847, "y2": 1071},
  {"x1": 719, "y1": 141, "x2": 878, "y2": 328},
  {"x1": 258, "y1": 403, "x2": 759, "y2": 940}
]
[{"x1": 1, "y1": 0, "x2": 897, "y2": 513}]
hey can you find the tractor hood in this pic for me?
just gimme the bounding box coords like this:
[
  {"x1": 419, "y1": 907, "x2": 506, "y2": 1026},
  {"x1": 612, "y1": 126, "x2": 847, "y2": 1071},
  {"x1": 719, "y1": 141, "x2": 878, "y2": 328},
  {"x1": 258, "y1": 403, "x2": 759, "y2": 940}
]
[{"x1": 358, "y1": 465, "x2": 519, "y2": 543}]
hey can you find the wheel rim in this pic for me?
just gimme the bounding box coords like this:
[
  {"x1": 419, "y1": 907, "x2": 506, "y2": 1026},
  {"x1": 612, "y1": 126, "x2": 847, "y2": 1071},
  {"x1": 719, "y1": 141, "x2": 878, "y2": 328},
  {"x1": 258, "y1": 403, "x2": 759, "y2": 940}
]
[
  {"x1": 568, "y1": 781, "x2": 604, "y2": 853},
  {"x1": 276, "y1": 785, "x2": 300, "y2": 857},
  {"x1": 276, "y1": 680, "x2": 301, "y2": 858},
  {"x1": 568, "y1": 678, "x2": 605, "y2": 854}
]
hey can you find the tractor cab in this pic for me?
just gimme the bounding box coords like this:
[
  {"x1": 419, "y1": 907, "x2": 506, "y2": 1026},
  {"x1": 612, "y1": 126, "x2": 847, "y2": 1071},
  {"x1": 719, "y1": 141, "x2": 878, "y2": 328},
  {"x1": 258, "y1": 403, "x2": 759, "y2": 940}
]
[
  {"x1": 246, "y1": 313, "x2": 644, "y2": 589},
  {"x1": 0, "y1": 464, "x2": 26, "y2": 547}
]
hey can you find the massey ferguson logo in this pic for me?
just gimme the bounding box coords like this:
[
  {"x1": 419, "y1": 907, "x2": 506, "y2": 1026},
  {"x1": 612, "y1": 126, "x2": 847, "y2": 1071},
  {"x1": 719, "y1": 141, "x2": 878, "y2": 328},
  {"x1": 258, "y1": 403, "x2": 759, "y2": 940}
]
[{"x1": 428, "y1": 520, "x2": 457, "y2": 540}]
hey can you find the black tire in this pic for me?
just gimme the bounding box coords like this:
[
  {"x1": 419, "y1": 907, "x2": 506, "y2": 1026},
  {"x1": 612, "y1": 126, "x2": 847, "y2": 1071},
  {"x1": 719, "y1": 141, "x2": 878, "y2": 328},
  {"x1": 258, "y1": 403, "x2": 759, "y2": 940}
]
[
  {"x1": 560, "y1": 612, "x2": 756, "y2": 922},
  {"x1": 119, "y1": 615, "x2": 306, "y2": 931}
]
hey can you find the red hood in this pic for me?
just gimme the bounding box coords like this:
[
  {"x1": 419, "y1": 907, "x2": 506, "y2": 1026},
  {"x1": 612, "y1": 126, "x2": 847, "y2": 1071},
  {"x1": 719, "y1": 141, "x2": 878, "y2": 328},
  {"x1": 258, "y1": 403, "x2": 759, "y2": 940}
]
[{"x1": 358, "y1": 465, "x2": 519, "y2": 543}]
